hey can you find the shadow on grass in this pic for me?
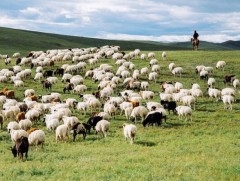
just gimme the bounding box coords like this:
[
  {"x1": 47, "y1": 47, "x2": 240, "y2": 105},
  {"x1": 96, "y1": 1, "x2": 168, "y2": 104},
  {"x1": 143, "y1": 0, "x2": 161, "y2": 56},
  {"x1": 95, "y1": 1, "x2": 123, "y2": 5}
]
[{"x1": 135, "y1": 141, "x2": 157, "y2": 147}]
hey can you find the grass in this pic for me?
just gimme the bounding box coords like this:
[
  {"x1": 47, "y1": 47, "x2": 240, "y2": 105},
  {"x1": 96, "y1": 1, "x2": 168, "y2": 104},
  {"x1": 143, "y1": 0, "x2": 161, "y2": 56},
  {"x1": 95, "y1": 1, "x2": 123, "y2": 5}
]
[{"x1": 0, "y1": 49, "x2": 240, "y2": 180}]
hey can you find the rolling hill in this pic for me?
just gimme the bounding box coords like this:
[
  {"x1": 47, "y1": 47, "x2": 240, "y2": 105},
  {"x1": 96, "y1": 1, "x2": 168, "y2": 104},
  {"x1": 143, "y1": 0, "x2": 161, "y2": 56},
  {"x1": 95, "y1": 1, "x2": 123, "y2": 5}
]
[{"x1": 0, "y1": 27, "x2": 239, "y2": 55}]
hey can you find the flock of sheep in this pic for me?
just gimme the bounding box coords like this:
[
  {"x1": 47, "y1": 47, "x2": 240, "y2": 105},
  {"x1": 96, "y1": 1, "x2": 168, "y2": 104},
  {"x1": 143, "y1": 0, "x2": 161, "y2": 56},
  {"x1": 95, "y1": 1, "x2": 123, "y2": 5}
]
[{"x1": 0, "y1": 45, "x2": 239, "y2": 160}]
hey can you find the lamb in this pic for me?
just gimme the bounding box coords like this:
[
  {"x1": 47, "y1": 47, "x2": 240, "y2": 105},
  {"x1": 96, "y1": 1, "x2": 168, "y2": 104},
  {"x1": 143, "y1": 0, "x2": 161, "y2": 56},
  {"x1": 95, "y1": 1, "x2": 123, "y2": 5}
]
[
  {"x1": 222, "y1": 95, "x2": 235, "y2": 110},
  {"x1": 28, "y1": 129, "x2": 45, "y2": 149},
  {"x1": 123, "y1": 123, "x2": 137, "y2": 144},
  {"x1": 216, "y1": 61, "x2": 226, "y2": 71},
  {"x1": 130, "y1": 106, "x2": 148, "y2": 123},
  {"x1": 19, "y1": 119, "x2": 32, "y2": 131},
  {"x1": 95, "y1": 119, "x2": 110, "y2": 138},
  {"x1": 56, "y1": 124, "x2": 70, "y2": 142},
  {"x1": 175, "y1": 106, "x2": 192, "y2": 121}
]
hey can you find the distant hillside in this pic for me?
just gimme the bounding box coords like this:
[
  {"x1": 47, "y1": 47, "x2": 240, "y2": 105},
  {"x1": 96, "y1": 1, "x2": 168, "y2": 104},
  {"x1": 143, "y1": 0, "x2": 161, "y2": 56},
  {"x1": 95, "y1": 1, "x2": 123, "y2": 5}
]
[{"x1": 0, "y1": 27, "x2": 239, "y2": 55}]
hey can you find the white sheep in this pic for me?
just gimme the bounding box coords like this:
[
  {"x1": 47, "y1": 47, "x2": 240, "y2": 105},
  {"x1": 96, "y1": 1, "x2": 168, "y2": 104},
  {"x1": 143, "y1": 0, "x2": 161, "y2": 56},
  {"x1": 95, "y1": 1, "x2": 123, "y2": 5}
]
[
  {"x1": 151, "y1": 64, "x2": 160, "y2": 72},
  {"x1": 76, "y1": 102, "x2": 89, "y2": 115},
  {"x1": 175, "y1": 106, "x2": 192, "y2": 121},
  {"x1": 45, "y1": 118, "x2": 60, "y2": 132},
  {"x1": 148, "y1": 72, "x2": 158, "y2": 83},
  {"x1": 123, "y1": 123, "x2": 137, "y2": 144},
  {"x1": 139, "y1": 91, "x2": 154, "y2": 101},
  {"x1": 103, "y1": 102, "x2": 117, "y2": 119},
  {"x1": 149, "y1": 59, "x2": 158, "y2": 66},
  {"x1": 24, "y1": 89, "x2": 35, "y2": 97},
  {"x1": 95, "y1": 119, "x2": 110, "y2": 138},
  {"x1": 19, "y1": 119, "x2": 32, "y2": 131},
  {"x1": 140, "y1": 67, "x2": 149, "y2": 77},
  {"x1": 140, "y1": 81, "x2": 149, "y2": 90},
  {"x1": 216, "y1": 60, "x2": 226, "y2": 71},
  {"x1": 159, "y1": 93, "x2": 173, "y2": 101},
  {"x1": 222, "y1": 95, "x2": 235, "y2": 110},
  {"x1": 56, "y1": 124, "x2": 70, "y2": 142},
  {"x1": 7, "y1": 121, "x2": 20, "y2": 133},
  {"x1": 148, "y1": 52, "x2": 156, "y2": 59},
  {"x1": 140, "y1": 54, "x2": 146, "y2": 60},
  {"x1": 172, "y1": 67, "x2": 183, "y2": 78},
  {"x1": 162, "y1": 51, "x2": 167, "y2": 60},
  {"x1": 28, "y1": 130, "x2": 45, "y2": 149},
  {"x1": 34, "y1": 73, "x2": 44, "y2": 81},
  {"x1": 180, "y1": 95, "x2": 196, "y2": 110},
  {"x1": 207, "y1": 77, "x2": 216, "y2": 88},
  {"x1": 62, "y1": 116, "x2": 79, "y2": 128},
  {"x1": 168, "y1": 62, "x2": 176, "y2": 71},
  {"x1": 190, "y1": 88, "x2": 203, "y2": 99},
  {"x1": 233, "y1": 79, "x2": 239, "y2": 89},
  {"x1": 73, "y1": 84, "x2": 87, "y2": 93},
  {"x1": 10, "y1": 129, "x2": 28, "y2": 142},
  {"x1": 208, "y1": 88, "x2": 221, "y2": 101},
  {"x1": 130, "y1": 106, "x2": 148, "y2": 123},
  {"x1": 221, "y1": 87, "x2": 235, "y2": 96},
  {"x1": 146, "y1": 102, "x2": 163, "y2": 111}
]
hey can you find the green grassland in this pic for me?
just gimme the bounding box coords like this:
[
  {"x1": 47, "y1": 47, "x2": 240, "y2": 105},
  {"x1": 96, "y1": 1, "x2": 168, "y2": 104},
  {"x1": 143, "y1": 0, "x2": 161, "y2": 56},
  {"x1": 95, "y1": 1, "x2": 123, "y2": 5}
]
[{"x1": 0, "y1": 47, "x2": 240, "y2": 180}]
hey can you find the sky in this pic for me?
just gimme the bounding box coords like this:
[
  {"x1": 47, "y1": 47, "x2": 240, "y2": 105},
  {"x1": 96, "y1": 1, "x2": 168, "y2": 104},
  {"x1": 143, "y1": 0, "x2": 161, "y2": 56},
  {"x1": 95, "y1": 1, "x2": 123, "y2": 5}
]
[{"x1": 0, "y1": 0, "x2": 240, "y2": 43}]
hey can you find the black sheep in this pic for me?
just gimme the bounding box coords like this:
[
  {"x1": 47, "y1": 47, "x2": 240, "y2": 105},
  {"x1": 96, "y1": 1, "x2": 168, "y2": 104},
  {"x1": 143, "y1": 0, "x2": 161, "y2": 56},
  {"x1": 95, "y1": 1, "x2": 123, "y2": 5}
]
[
  {"x1": 87, "y1": 116, "x2": 103, "y2": 129},
  {"x1": 71, "y1": 123, "x2": 87, "y2": 141},
  {"x1": 142, "y1": 112, "x2": 162, "y2": 127},
  {"x1": 11, "y1": 136, "x2": 29, "y2": 161}
]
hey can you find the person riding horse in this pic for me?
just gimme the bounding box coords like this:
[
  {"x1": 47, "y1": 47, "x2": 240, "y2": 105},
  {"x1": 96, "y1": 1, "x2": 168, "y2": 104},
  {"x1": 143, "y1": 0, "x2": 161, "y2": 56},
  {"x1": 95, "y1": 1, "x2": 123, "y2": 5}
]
[{"x1": 191, "y1": 30, "x2": 199, "y2": 50}]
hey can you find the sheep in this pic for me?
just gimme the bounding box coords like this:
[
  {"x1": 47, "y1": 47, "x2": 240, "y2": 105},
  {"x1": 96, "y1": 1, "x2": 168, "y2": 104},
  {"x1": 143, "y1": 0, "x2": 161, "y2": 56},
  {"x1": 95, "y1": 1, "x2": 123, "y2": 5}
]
[
  {"x1": 172, "y1": 67, "x2": 183, "y2": 78},
  {"x1": 73, "y1": 84, "x2": 87, "y2": 94},
  {"x1": 146, "y1": 102, "x2": 163, "y2": 111},
  {"x1": 162, "y1": 51, "x2": 167, "y2": 60},
  {"x1": 221, "y1": 87, "x2": 235, "y2": 96},
  {"x1": 24, "y1": 89, "x2": 35, "y2": 97},
  {"x1": 140, "y1": 54, "x2": 146, "y2": 60},
  {"x1": 71, "y1": 123, "x2": 87, "y2": 141},
  {"x1": 142, "y1": 111, "x2": 162, "y2": 127},
  {"x1": 25, "y1": 109, "x2": 41, "y2": 122},
  {"x1": 233, "y1": 79, "x2": 239, "y2": 89},
  {"x1": 175, "y1": 106, "x2": 192, "y2": 121},
  {"x1": 216, "y1": 61, "x2": 226, "y2": 71},
  {"x1": 130, "y1": 106, "x2": 148, "y2": 123},
  {"x1": 168, "y1": 62, "x2": 176, "y2": 71},
  {"x1": 95, "y1": 119, "x2": 110, "y2": 138},
  {"x1": 65, "y1": 98, "x2": 78, "y2": 109},
  {"x1": 207, "y1": 77, "x2": 216, "y2": 88},
  {"x1": 199, "y1": 69, "x2": 208, "y2": 80},
  {"x1": 103, "y1": 102, "x2": 117, "y2": 119},
  {"x1": 148, "y1": 52, "x2": 155, "y2": 59},
  {"x1": 56, "y1": 124, "x2": 70, "y2": 142},
  {"x1": 28, "y1": 129, "x2": 45, "y2": 149},
  {"x1": 2, "y1": 109, "x2": 15, "y2": 121},
  {"x1": 151, "y1": 64, "x2": 160, "y2": 72},
  {"x1": 148, "y1": 72, "x2": 158, "y2": 83},
  {"x1": 139, "y1": 91, "x2": 154, "y2": 101},
  {"x1": 62, "y1": 116, "x2": 80, "y2": 129},
  {"x1": 140, "y1": 81, "x2": 149, "y2": 90},
  {"x1": 140, "y1": 67, "x2": 149, "y2": 77},
  {"x1": 192, "y1": 83, "x2": 200, "y2": 90},
  {"x1": 180, "y1": 95, "x2": 196, "y2": 110},
  {"x1": 11, "y1": 136, "x2": 29, "y2": 161},
  {"x1": 132, "y1": 70, "x2": 140, "y2": 80},
  {"x1": 159, "y1": 93, "x2": 173, "y2": 102},
  {"x1": 174, "y1": 82, "x2": 183, "y2": 92},
  {"x1": 45, "y1": 118, "x2": 60, "y2": 132},
  {"x1": 76, "y1": 102, "x2": 89, "y2": 115},
  {"x1": 10, "y1": 129, "x2": 28, "y2": 142},
  {"x1": 34, "y1": 73, "x2": 44, "y2": 81},
  {"x1": 208, "y1": 88, "x2": 221, "y2": 101},
  {"x1": 149, "y1": 59, "x2": 158, "y2": 67},
  {"x1": 224, "y1": 75, "x2": 235, "y2": 84},
  {"x1": 222, "y1": 95, "x2": 235, "y2": 110},
  {"x1": 19, "y1": 119, "x2": 32, "y2": 131},
  {"x1": 7, "y1": 121, "x2": 20, "y2": 133},
  {"x1": 123, "y1": 123, "x2": 137, "y2": 144},
  {"x1": 190, "y1": 88, "x2": 203, "y2": 99},
  {"x1": 16, "y1": 112, "x2": 26, "y2": 122}
]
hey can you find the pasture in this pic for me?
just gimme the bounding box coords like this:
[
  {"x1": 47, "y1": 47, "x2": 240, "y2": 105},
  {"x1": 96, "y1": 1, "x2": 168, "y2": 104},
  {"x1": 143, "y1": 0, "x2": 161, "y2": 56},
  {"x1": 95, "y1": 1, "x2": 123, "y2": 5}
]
[{"x1": 0, "y1": 49, "x2": 240, "y2": 181}]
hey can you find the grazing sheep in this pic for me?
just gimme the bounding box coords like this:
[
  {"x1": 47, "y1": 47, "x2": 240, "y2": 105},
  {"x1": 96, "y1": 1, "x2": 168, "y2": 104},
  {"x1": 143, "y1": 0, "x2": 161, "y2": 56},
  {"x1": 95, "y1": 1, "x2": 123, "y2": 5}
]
[
  {"x1": 11, "y1": 136, "x2": 29, "y2": 161},
  {"x1": 233, "y1": 79, "x2": 239, "y2": 89},
  {"x1": 123, "y1": 123, "x2": 137, "y2": 144},
  {"x1": 130, "y1": 106, "x2": 148, "y2": 123},
  {"x1": 95, "y1": 119, "x2": 110, "y2": 138},
  {"x1": 7, "y1": 121, "x2": 20, "y2": 133},
  {"x1": 142, "y1": 111, "x2": 162, "y2": 127},
  {"x1": 172, "y1": 67, "x2": 183, "y2": 78},
  {"x1": 87, "y1": 116, "x2": 103, "y2": 129},
  {"x1": 221, "y1": 87, "x2": 235, "y2": 96},
  {"x1": 56, "y1": 124, "x2": 70, "y2": 142},
  {"x1": 45, "y1": 118, "x2": 60, "y2": 132},
  {"x1": 28, "y1": 129, "x2": 45, "y2": 149},
  {"x1": 207, "y1": 78, "x2": 216, "y2": 88},
  {"x1": 180, "y1": 95, "x2": 196, "y2": 110},
  {"x1": 19, "y1": 119, "x2": 32, "y2": 131},
  {"x1": 216, "y1": 61, "x2": 226, "y2": 71},
  {"x1": 168, "y1": 62, "x2": 176, "y2": 71},
  {"x1": 199, "y1": 70, "x2": 208, "y2": 80},
  {"x1": 148, "y1": 72, "x2": 158, "y2": 83},
  {"x1": 10, "y1": 129, "x2": 28, "y2": 142},
  {"x1": 162, "y1": 51, "x2": 167, "y2": 60},
  {"x1": 175, "y1": 106, "x2": 192, "y2": 121},
  {"x1": 71, "y1": 122, "x2": 87, "y2": 141},
  {"x1": 208, "y1": 88, "x2": 221, "y2": 101},
  {"x1": 224, "y1": 75, "x2": 235, "y2": 84},
  {"x1": 140, "y1": 91, "x2": 154, "y2": 101},
  {"x1": 222, "y1": 95, "x2": 235, "y2": 110}
]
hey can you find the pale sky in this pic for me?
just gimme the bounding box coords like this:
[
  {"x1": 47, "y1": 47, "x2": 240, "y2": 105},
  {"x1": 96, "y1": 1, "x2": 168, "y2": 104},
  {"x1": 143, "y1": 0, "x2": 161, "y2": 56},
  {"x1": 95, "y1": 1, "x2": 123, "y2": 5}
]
[{"x1": 1, "y1": 0, "x2": 240, "y2": 43}]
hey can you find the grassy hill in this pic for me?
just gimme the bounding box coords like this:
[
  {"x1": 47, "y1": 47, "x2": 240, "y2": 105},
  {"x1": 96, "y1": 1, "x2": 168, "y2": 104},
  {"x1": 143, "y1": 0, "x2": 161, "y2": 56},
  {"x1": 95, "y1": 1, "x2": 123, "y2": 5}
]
[{"x1": 0, "y1": 27, "x2": 239, "y2": 56}]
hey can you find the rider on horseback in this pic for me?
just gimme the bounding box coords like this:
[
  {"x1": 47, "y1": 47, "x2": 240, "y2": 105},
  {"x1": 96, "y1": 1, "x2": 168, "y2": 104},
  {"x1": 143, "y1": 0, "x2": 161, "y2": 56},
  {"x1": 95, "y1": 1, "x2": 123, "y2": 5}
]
[{"x1": 193, "y1": 30, "x2": 199, "y2": 44}]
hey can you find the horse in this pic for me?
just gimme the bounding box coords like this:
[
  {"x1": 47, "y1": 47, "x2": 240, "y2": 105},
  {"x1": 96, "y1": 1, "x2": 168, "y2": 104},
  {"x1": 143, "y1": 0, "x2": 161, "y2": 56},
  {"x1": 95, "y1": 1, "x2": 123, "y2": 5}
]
[{"x1": 191, "y1": 38, "x2": 199, "y2": 50}]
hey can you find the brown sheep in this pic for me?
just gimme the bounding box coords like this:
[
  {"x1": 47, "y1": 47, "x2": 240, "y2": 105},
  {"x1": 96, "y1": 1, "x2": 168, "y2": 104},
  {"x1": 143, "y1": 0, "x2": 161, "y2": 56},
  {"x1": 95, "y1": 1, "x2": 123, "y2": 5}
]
[
  {"x1": 28, "y1": 95, "x2": 38, "y2": 101},
  {"x1": 4, "y1": 90, "x2": 15, "y2": 99},
  {"x1": 16, "y1": 112, "x2": 26, "y2": 122},
  {"x1": 27, "y1": 128, "x2": 39, "y2": 135}
]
